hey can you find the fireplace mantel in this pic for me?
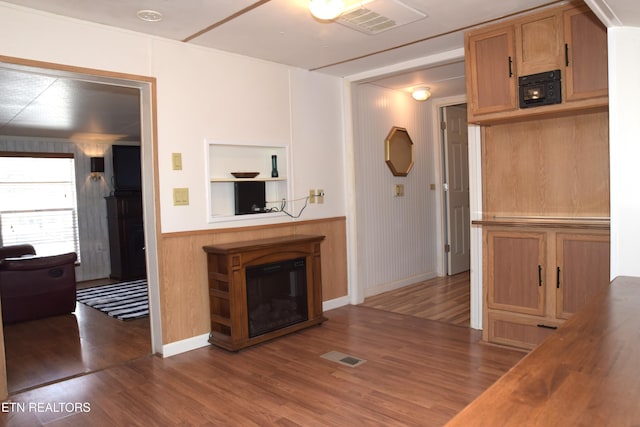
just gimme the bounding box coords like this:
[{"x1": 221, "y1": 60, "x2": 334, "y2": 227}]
[{"x1": 203, "y1": 234, "x2": 326, "y2": 351}]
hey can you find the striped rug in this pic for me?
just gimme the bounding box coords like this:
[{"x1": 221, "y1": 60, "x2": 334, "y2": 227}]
[{"x1": 76, "y1": 280, "x2": 148, "y2": 321}]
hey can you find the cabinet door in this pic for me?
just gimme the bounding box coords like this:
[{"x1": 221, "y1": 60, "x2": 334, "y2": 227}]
[
  {"x1": 466, "y1": 26, "x2": 517, "y2": 116},
  {"x1": 556, "y1": 233, "x2": 610, "y2": 319},
  {"x1": 488, "y1": 311, "x2": 560, "y2": 350},
  {"x1": 563, "y1": 5, "x2": 608, "y2": 101},
  {"x1": 515, "y1": 10, "x2": 564, "y2": 76},
  {"x1": 487, "y1": 230, "x2": 546, "y2": 316}
]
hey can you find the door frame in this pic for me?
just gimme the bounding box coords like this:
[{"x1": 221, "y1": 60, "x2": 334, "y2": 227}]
[
  {"x1": 441, "y1": 102, "x2": 471, "y2": 276},
  {"x1": 431, "y1": 94, "x2": 483, "y2": 330},
  {"x1": 0, "y1": 55, "x2": 163, "y2": 397},
  {"x1": 430, "y1": 95, "x2": 467, "y2": 277}
]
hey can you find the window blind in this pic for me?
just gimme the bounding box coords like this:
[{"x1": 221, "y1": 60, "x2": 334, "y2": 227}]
[{"x1": 0, "y1": 153, "x2": 81, "y2": 260}]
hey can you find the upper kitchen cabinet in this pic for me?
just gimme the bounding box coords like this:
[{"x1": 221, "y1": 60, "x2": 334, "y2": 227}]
[
  {"x1": 563, "y1": 4, "x2": 608, "y2": 101},
  {"x1": 465, "y1": 1, "x2": 608, "y2": 124},
  {"x1": 465, "y1": 26, "x2": 517, "y2": 117},
  {"x1": 515, "y1": 8, "x2": 564, "y2": 76}
]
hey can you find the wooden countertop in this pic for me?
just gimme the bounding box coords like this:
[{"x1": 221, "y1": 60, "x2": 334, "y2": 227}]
[
  {"x1": 444, "y1": 276, "x2": 640, "y2": 426},
  {"x1": 472, "y1": 216, "x2": 610, "y2": 230}
]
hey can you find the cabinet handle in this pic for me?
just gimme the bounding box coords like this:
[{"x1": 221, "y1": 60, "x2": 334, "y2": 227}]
[
  {"x1": 565, "y1": 43, "x2": 569, "y2": 66},
  {"x1": 538, "y1": 265, "x2": 543, "y2": 286},
  {"x1": 508, "y1": 56, "x2": 513, "y2": 77},
  {"x1": 537, "y1": 324, "x2": 558, "y2": 330},
  {"x1": 557, "y1": 266, "x2": 561, "y2": 288}
]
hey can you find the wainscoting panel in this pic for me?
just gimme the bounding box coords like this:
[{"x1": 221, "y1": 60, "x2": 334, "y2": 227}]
[{"x1": 158, "y1": 217, "x2": 347, "y2": 345}]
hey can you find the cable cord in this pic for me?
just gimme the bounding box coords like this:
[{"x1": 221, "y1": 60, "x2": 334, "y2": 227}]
[{"x1": 266, "y1": 196, "x2": 309, "y2": 218}]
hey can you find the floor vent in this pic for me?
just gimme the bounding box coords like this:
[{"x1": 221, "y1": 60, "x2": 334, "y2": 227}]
[
  {"x1": 338, "y1": 0, "x2": 427, "y2": 35},
  {"x1": 321, "y1": 351, "x2": 367, "y2": 368}
]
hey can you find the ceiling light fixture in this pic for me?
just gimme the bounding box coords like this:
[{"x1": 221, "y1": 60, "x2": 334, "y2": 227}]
[
  {"x1": 308, "y1": 0, "x2": 346, "y2": 21},
  {"x1": 411, "y1": 86, "x2": 431, "y2": 101},
  {"x1": 136, "y1": 9, "x2": 163, "y2": 22}
]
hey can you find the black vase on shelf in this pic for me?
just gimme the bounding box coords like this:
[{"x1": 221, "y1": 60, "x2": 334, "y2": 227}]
[{"x1": 271, "y1": 155, "x2": 279, "y2": 178}]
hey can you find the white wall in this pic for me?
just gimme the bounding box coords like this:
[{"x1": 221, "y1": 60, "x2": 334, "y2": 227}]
[
  {"x1": 150, "y1": 41, "x2": 346, "y2": 232},
  {"x1": 0, "y1": 3, "x2": 347, "y2": 235},
  {"x1": 289, "y1": 68, "x2": 347, "y2": 220},
  {"x1": 608, "y1": 27, "x2": 640, "y2": 278},
  {"x1": 0, "y1": 4, "x2": 151, "y2": 76},
  {"x1": 352, "y1": 84, "x2": 438, "y2": 299}
]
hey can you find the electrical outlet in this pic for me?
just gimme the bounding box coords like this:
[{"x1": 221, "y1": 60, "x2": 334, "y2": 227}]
[
  {"x1": 394, "y1": 184, "x2": 405, "y2": 197},
  {"x1": 317, "y1": 189, "x2": 324, "y2": 204},
  {"x1": 309, "y1": 189, "x2": 316, "y2": 204},
  {"x1": 173, "y1": 188, "x2": 189, "y2": 206}
]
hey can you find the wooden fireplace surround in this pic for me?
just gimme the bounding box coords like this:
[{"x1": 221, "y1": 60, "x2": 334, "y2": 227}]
[{"x1": 203, "y1": 234, "x2": 326, "y2": 351}]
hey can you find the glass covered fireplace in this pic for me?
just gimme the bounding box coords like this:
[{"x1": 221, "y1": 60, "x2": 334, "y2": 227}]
[
  {"x1": 204, "y1": 234, "x2": 326, "y2": 351},
  {"x1": 246, "y1": 257, "x2": 309, "y2": 338}
]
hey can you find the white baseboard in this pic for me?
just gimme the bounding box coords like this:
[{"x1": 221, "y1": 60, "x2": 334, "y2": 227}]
[
  {"x1": 363, "y1": 272, "x2": 438, "y2": 299},
  {"x1": 160, "y1": 293, "x2": 372, "y2": 357},
  {"x1": 323, "y1": 295, "x2": 351, "y2": 312},
  {"x1": 161, "y1": 332, "x2": 210, "y2": 358}
]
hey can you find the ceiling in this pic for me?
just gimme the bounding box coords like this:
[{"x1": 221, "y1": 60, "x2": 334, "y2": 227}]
[
  {"x1": 0, "y1": 67, "x2": 141, "y2": 141},
  {"x1": 0, "y1": 0, "x2": 637, "y2": 140}
]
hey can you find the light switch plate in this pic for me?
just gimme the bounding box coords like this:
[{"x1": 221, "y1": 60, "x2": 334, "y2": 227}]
[
  {"x1": 172, "y1": 153, "x2": 182, "y2": 171},
  {"x1": 173, "y1": 188, "x2": 189, "y2": 206}
]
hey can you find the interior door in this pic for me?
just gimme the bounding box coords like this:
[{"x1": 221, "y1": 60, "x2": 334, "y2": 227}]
[{"x1": 443, "y1": 104, "x2": 470, "y2": 275}]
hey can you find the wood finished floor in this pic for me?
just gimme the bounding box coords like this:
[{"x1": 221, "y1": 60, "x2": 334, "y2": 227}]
[
  {"x1": 362, "y1": 272, "x2": 471, "y2": 327},
  {"x1": 3, "y1": 272, "x2": 468, "y2": 396},
  {"x1": 1, "y1": 305, "x2": 524, "y2": 426},
  {"x1": 3, "y1": 296, "x2": 151, "y2": 395}
]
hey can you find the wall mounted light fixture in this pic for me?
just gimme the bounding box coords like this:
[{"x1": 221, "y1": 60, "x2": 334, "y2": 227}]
[
  {"x1": 309, "y1": 0, "x2": 345, "y2": 20},
  {"x1": 90, "y1": 157, "x2": 105, "y2": 181},
  {"x1": 411, "y1": 86, "x2": 431, "y2": 101}
]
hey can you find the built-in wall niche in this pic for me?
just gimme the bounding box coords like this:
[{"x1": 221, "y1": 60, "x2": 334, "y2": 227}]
[{"x1": 206, "y1": 141, "x2": 290, "y2": 222}]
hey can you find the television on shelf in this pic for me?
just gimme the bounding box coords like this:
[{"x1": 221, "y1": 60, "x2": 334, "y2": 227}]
[{"x1": 112, "y1": 145, "x2": 141, "y2": 195}]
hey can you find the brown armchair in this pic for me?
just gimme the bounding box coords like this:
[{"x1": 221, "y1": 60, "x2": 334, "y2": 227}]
[{"x1": 0, "y1": 244, "x2": 77, "y2": 324}]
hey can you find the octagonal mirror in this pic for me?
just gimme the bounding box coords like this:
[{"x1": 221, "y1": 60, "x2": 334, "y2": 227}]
[{"x1": 385, "y1": 126, "x2": 414, "y2": 176}]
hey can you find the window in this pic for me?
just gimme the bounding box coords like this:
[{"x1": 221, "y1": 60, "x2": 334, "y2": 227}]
[{"x1": 0, "y1": 152, "x2": 80, "y2": 260}]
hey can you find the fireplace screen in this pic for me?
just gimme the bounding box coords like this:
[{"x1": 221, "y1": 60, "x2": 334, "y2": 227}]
[{"x1": 246, "y1": 257, "x2": 309, "y2": 338}]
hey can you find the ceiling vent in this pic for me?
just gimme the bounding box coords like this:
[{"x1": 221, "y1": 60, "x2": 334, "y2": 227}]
[{"x1": 338, "y1": 0, "x2": 427, "y2": 35}]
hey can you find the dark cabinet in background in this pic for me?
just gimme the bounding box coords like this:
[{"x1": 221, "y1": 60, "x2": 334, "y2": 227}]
[{"x1": 106, "y1": 194, "x2": 146, "y2": 280}]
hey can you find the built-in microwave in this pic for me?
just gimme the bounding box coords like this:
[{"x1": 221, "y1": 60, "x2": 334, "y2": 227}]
[{"x1": 519, "y1": 70, "x2": 562, "y2": 108}]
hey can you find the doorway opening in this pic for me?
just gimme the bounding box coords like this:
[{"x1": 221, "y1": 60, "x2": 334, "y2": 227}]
[{"x1": 0, "y1": 58, "x2": 161, "y2": 395}]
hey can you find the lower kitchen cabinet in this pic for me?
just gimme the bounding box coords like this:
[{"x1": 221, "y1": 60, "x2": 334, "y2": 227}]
[
  {"x1": 555, "y1": 232, "x2": 610, "y2": 319},
  {"x1": 483, "y1": 225, "x2": 609, "y2": 349}
]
